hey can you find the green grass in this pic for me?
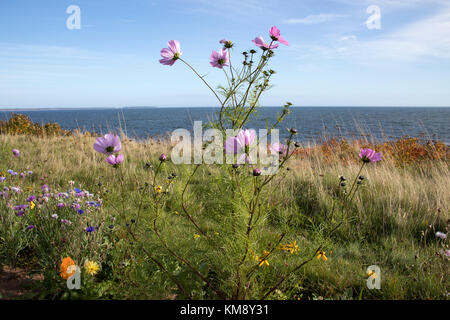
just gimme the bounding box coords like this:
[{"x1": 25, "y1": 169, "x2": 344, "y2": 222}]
[{"x1": 0, "y1": 133, "x2": 448, "y2": 300}]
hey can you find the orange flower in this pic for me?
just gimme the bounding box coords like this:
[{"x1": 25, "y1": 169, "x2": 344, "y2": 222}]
[{"x1": 60, "y1": 257, "x2": 76, "y2": 279}]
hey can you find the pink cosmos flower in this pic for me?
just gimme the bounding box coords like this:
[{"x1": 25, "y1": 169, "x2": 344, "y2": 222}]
[
  {"x1": 252, "y1": 36, "x2": 279, "y2": 50},
  {"x1": 269, "y1": 26, "x2": 289, "y2": 46},
  {"x1": 210, "y1": 48, "x2": 230, "y2": 69},
  {"x1": 159, "y1": 40, "x2": 182, "y2": 66},
  {"x1": 106, "y1": 154, "x2": 124, "y2": 166},
  {"x1": 269, "y1": 142, "x2": 292, "y2": 157},
  {"x1": 12, "y1": 149, "x2": 20, "y2": 157},
  {"x1": 94, "y1": 134, "x2": 121, "y2": 154},
  {"x1": 224, "y1": 129, "x2": 256, "y2": 163},
  {"x1": 359, "y1": 148, "x2": 382, "y2": 163}
]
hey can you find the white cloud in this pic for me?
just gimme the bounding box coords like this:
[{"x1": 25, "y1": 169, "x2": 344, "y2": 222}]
[
  {"x1": 285, "y1": 14, "x2": 348, "y2": 24},
  {"x1": 332, "y1": 0, "x2": 449, "y2": 9},
  {"x1": 358, "y1": 7, "x2": 450, "y2": 60},
  {"x1": 293, "y1": 6, "x2": 450, "y2": 62}
]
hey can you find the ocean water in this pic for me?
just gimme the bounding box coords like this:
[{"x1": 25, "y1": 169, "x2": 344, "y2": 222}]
[{"x1": 1, "y1": 107, "x2": 449, "y2": 144}]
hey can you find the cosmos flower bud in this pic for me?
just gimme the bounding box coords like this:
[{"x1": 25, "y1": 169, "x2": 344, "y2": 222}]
[
  {"x1": 12, "y1": 149, "x2": 20, "y2": 157},
  {"x1": 289, "y1": 128, "x2": 298, "y2": 135},
  {"x1": 159, "y1": 153, "x2": 167, "y2": 162},
  {"x1": 253, "y1": 168, "x2": 262, "y2": 176}
]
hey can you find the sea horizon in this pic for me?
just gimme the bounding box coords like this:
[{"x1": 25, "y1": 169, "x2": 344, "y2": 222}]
[
  {"x1": 1, "y1": 105, "x2": 450, "y2": 112},
  {"x1": 1, "y1": 106, "x2": 449, "y2": 145}
]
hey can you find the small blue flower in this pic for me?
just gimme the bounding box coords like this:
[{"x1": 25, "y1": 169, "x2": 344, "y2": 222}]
[
  {"x1": 74, "y1": 188, "x2": 82, "y2": 193},
  {"x1": 86, "y1": 226, "x2": 95, "y2": 233},
  {"x1": 77, "y1": 209, "x2": 84, "y2": 215}
]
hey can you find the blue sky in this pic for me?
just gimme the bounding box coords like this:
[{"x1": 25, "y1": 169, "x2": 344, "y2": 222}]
[{"x1": 1, "y1": 0, "x2": 450, "y2": 108}]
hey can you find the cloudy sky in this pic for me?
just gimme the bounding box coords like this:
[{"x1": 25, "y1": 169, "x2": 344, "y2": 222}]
[{"x1": 1, "y1": 0, "x2": 449, "y2": 108}]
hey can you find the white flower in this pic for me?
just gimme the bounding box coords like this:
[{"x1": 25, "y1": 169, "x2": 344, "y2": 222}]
[
  {"x1": 436, "y1": 232, "x2": 447, "y2": 239},
  {"x1": 51, "y1": 214, "x2": 58, "y2": 219}
]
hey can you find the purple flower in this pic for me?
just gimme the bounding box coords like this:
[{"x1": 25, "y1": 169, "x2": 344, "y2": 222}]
[
  {"x1": 159, "y1": 153, "x2": 167, "y2": 162},
  {"x1": 0, "y1": 177, "x2": 5, "y2": 182},
  {"x1": 269, "y1": 26, "x2": 289, "y2": 46},
  {"x1": 224, "y1": 129, "x2": 256, "y2": 163},
  {"x1": 41, "y1": 184, "x2": 50, "y2": 192},
  {"x1": 252, "y1": 36, "x2": 279, "y2": 50},
  {"x1": 269, "y1": 143, "x2": 291, "y2": 157},
  {"x1": 72, "y1": 203, "x2": 81, "y2": 210},
  {"x1": 253, "y1": 168, "x2": 262, "y2": 176},
  {"x1": 26, "y1": 195, "x2": 36, "y2": 202},
  {"x1": 159, "y1": 40, "x2": 182, "y2": 66},
  {"x1": 12, "y1": 149, "x2": 20, "y2": 157},
  {"x1": 16, "y1": 211, "x2": 25, "y2": 217},
  {"x1": 210, "y1": 48, "x2": 230, "y2": 69},
  {"x1": 14, "y1": 204, "x2": 28, "y2": 211},
  {"x1": 106, "y1": 154, "x2": 124, "y2": 166},
  {"x1": 77, "y1": 209, "x2": 84, "y2": 215},
  {"x1": 26, "y1": 225, "x2": 35, "y2": 230},
  {"x1": 57, "y1": 202, "x2": 65, "y2": 208},
  {"x1": 86, "y1": 226, "x2": 95, "y2": 233},
  {"x1": 359, "y1": 148, "x2": 382, "y2": 163},
  {"x1": 94, "y1": 133, "x2": 122, "y2": 154}
]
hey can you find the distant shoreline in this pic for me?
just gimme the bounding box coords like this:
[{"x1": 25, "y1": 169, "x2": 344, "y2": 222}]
[{"x1": 1, "y1": 106, "x2": 450, "y2": 112}]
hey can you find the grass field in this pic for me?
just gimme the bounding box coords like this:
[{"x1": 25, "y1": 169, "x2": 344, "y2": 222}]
[{"x1": 0, "y1": 132, "x2": 449, "y2": 300}]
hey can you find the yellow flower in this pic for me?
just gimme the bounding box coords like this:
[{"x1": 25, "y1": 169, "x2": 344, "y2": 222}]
[
  {"x1": 316, "y1": 250, "x2": 328, "y2": 261},
  {"x1": 279, "y1": 240, "x2": 299, "y2": 255},
  {"x1": 84, "y1": 260, "x2": 100, "y2": 276},
  {"x1": 367, "y1": 271, "x2": 377, "y2": 278},
  {"x1": 30, "y1": 201, "x2": 35, "y2": 210},
  {"x1": 154, "y1": 186, "x2": 163, "y2": 193},
  {"x1": 258, "y1": 250, "x2": 270, "y2": 267},
  {"x1": 174, "y1": 211, "x2": 180, "y2": 215},
  {"x1": 193, "y1": 234, "x2": 200, "y2": 240}
]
